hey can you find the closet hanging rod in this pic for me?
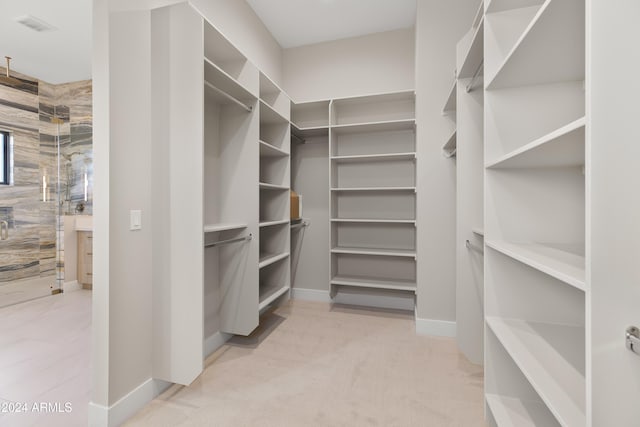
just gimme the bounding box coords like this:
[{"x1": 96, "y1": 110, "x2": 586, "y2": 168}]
[
  {"x1": 291, "y1": 132, "x2": 306, "y2": 144},
  {"x1": 290, "y1": 220, "x2": 310, "y2": 229},
  {"x1": 465, "y1": 239, "x2": 484, "y2": 254},
  {"x1": 205, "y1": 233, "x2": 252, "y2": 248},
  {"x1": 465, "y1": 60, "x2": 484, "y2": 93},
  {"x1": 204, "y1": 80, "x2": 252, "y2": 112}
]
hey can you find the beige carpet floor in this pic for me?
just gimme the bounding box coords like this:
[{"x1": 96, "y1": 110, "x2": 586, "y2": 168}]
[{"x1": 124, "y1": 300, "x2": 486, "y2": 427}]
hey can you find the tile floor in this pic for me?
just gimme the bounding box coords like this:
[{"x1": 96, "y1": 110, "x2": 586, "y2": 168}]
[
  {"x1": 125, "y1": 300, "x2": 486, "y2": 427},
  {"x1": 0, "y1": 290, "x2": 91, "y2": 427}
]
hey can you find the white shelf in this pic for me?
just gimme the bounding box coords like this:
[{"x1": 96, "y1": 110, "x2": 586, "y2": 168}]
[
  {"x1": 331, "y1": 218, "x2": 416, "y2": 225},
  {"x1": 331, "y1": 275, "x2": 417, "y2": 292},
  {"x1": 486, "y1": 0, "x2": 585, "y2": 90},
  {"x1": 331, "y1": 119, "x2": 415, "y2": 135},
  {"x1": 486, "y1": 0, "x2": 544, "y2": 14},
  {"x1": 442, "y1": 80, "x2": 457, "y2": 114},
  {"x1": 259, "y1": 219, "x2": 289, "y2": 228},
  {"x1": 203, "y1": 223, "x2": 247, "y2": 233},
  {"x1": 258, "y1": 283, "x2": 289, "y2": 311},
  {"x1": 472, "y1": 228, "x2": 484, "y2": 237},
  {"x1": 259, "y1": 140, "x2": 289, "y2": 157},
  {"x1": 486, "y1": 317, "x2": 586, "y2": 427},
  {"x1": 486, "y1": 117, "x2": 585, "y2": 169},
  {"x1": 203, "y1": 58, "x2": 255, "y2": 105},
  {"x1": 331, "y1": 152, "x2": 416, "y2": 163},
  {"x1": 331, "y1": 246, "x2": 416, "y2": 259},
  {"x1": 291, "y1": 123, "x2": 329, "y2": 140},
  {"x1": 442, "y1": 129, "x2": 457, "y2": 158},
  {"x1": 330, "y1": 187, "x2": 416, "y2": 192},
  {"x1": 259, "y1": 182, "x2": 289, "y2": 191},
  {"x1": 458, "y1": 16, "x2": 484, "y2": 79},
  {"x1": 486, "y1": 240, "x2": 585, "y2": 291},
  {"x1": 486, "y1": 394, "x2": 560, "y2": 427},
  {"x1": 258, "y1": 252, "x2": 289, "y2": 269},
  {"x1": 260, "y1": 100, "x2": 289, "y2": 125}
]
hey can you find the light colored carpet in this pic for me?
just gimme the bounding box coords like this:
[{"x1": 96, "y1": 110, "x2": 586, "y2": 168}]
[{"x1": 125, "y1": 300, "x2": 486, "y2": 427}]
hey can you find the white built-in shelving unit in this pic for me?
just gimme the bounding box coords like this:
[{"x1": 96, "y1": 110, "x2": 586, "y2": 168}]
[
  {"x1": 328, "y1": 91, "x2": 417, "y2": 297},
  {"x1": 453, "y1": 0, "x2": 486, "y2": 366},
  {"x1": 484, "y1": 0, "x2": 586, "y2": 425},
  {"x1": 258, "y1": 72, "x2": 291, "y2": 314},
  {"x1": 150, "y1": 3, "x2": 292, "y2": 386}
]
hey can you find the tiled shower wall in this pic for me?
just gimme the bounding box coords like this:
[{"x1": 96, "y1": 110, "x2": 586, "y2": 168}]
[{"x1": 0, "y1": 68, "x2": 92, "y2": 284}]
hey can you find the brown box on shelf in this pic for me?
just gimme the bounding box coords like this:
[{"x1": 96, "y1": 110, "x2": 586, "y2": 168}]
[{"x1": 290, "y1": 190, "x2": 300, "y2": 219}]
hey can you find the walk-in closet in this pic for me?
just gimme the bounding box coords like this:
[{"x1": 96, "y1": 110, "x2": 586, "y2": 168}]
[{"x1": 36, "y1": 0, "x2": 638, "y2": 425}]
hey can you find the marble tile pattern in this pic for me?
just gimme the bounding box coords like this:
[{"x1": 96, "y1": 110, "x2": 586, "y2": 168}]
[
  {"x1": 125, "y1": 300, "x2": 487, "y2": 427},
  {"x1": 0, "y1": 290, "x2": 91, "y2": 427},
  {"x1": 0, "y1": 68, "x2": 92, "y2": 292}
]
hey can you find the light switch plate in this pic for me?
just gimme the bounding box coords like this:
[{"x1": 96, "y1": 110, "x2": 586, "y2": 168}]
[{"x1": 130, "y1": 210, "x2": 142, "y2": 231}]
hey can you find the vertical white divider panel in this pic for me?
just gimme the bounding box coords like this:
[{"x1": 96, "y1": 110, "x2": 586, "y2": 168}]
[
  {"x1": 151, "y1": 3, "x2": 204, "y2": 386},
  {"x1": 455, "y1": 12, "x2": 485, "y2": 365}
]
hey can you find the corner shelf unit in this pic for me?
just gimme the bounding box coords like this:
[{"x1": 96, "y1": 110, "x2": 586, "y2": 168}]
[
  {"x1": 329, "y1": 91, "x2": 417, "y2": 297},
  {"x1": 291, "y1": 100, "x2": 330, "y2": 142},
  {"x1": 484, "y1": 0, "x2": 586, "y2": 425}
]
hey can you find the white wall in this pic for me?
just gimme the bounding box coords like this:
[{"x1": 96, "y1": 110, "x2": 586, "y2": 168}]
[
  {"x1": 282, "y1": 29, "x2": 415, "y2": 102},
  {"x1": 414, "y1": 0, "x2": 477, "y2": 327}
]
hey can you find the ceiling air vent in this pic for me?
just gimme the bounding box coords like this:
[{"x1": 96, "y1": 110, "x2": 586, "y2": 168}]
[{"x1": 14, "y1": 15, "x2": 57, "y2": 32}]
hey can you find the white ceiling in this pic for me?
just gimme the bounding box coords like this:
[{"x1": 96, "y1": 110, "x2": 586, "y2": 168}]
[
  {"x1": 0, "y1": 0, "x2": 92, "y2": 84},
  {"x1": 246, "y1": 0, "x2": 416, "y2": 49}
]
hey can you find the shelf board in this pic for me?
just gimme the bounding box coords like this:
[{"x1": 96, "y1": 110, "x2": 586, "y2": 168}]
[
  {"x1": 203, "y1": 58, "x2": 256, "y2": 106},
  {"x1": 486, "y1": 317, "x2": 585, "y2": 427},
  {"x1": 458, "y1": 16, "x2": 484, "y2": 79},
  {"x1": 442, "y1": 80, "x2": 457, "y2": 114},
  {"x1": 331, "y1": 246, "x2": 416, "y2": 259},
  {"x1": 258, "y1": 283, "x2": 289, "y2": 311},
  {"x1": 259, "y1": 140, "x2": 289, "y2": 157},
  {"x1": 259, "y1": 219, "x2": 289, "y2": 228},
  {"x1": 331, "y1": 152, "x2": 416, "y2": 163},
  {"x1": 486, "y1": 117, "x2": 585, "y2": 169},
  {"x1": 260, "y1": 99, "x2": 289, "y2": 125},
  {"x1": 472, "y1": 228, "x2": 484, "y2": 237},
  {"x1": 486, "y1": 0, "x2": 585, "y2": 90},
  {"x1": 203, "y1": 223, "x2": 248, "y2": 233},
  {"x1": 291, "y1": 123, "x2": 329, "y2": 140},
  {"x1": 330, "y1": 187, "x2": 416, "y2": 192},
  {"x1": 472, "y1": 1, "x2": 485, "y2": 29},
  {"x1": 486, "y1": 0, "x2": 544, "y2": 14},
  {"x1": 259, "y1": 182, "x2": 289, "y2": 191},
  {"x1": 331, "y1": 119, "x2": 416, "y2": 135},
  {"x1": 486, "y1": 240, "x2": 585, "y2": 291},
  {"x1": 486, "y1": 394, "x2": 560, "y2": 427},
  {"x1": 331, "y1": 218, "x2": 416, "y2": 225},
  {"x1": 331, "y1": 275, "x2": 417, "y2": 292},
  {"x1": 258, "y1": 252, "x2": 289, "y2": 269},
  {"x1": 442, "y1": 129, "x2": 457, "y2": 158}
]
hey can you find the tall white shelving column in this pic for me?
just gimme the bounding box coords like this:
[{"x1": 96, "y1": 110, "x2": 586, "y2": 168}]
[
  {"x1": 454, "y1": 0, "x2": 485, "y2": 366},
  {"x1": 328, "y1": 92, "x2": 417, "y2": 301},
  {"x1": 483, "y1": 0, "x2": 586, "y2": 425}
]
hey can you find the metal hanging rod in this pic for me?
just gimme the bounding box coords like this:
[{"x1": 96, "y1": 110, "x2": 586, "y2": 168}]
[
  {"x1": 205, "y1": 233, "x2": 252, "y2": 249},
  {"x1": 204, "y1": 80, "x2": 252, "y2": 113},
  {"x1": 465, "y1": 239, "x2": 484, "y2": 254},
  {"x1": 291, "y1": 220, "x2": 310, "y2": 229},
  {"x1": 291, "y1": 132, "x2": 306, "y2": 144},
  {"x1": 465, "y1": 60, "x2": 484, "y2": 93}
]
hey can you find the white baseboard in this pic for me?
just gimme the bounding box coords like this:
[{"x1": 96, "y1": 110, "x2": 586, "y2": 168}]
[
  {"x1": 415, "y1": 317, "x2": 457, "y2": 338},
  {"x1": 88, "y1": 378, "x2": 171, "y2": 427},
  {"x1": 63, "y1": 280, "x2": 81, "y2": 293},
  {"x1": 290, "y1": 287, "x2": 332, "y2": 303},
  {"x1": 204, "y1": 331, "x2": 231, "y2": 359}
]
